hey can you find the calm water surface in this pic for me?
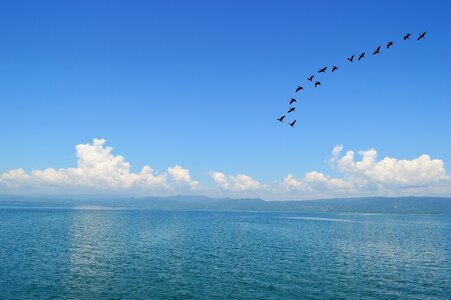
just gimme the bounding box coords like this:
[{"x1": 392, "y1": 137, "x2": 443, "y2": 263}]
[{"x1": 0, "y1": 208, "x2": 450, "y2": 299}]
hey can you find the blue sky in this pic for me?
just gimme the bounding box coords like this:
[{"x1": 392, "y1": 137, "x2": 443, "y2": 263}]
[{"x1": 0, "y1": 1, "x2": 450, "y2": 198}]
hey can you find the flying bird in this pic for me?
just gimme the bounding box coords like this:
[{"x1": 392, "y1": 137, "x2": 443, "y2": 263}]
[
  {"x1": 277, "y1": 115, "x2": 285, "y2": 122},
  {"x1": 290, "y1": 98, "x2": 297, "y2": 105},
  {"x1": 314, "y1": 81, "x2": 321, "y2": 87},
  {"x1": 307, "y1": 75, "x2": 315, "y2": 82},
  {"x1": 347, "y1": 55, "x2": 355, "y2": 62},
  {"x1": 387, "y1": 41, "x2": 394, "y2": 48},
  {"x1": 318, "y1": 67, "x2": 327, "y2": 73},
  {"x1": 372, "y1": 46, "x2": 381, "y2": 55},
  {"x1": 358, "y1": 52, "x2": 365, "y2": 60},
  {"x1": 404, "y1": 33, "x2": 411, "y2": 40},
  {"x1": 417, "y1": 32, "x2": 427, "y2": 40},
  {"x1": 288, "y1": 107, "x2": 296, "y2": 113},
  {"x1": 332, "y1": 66, "x2": 339, "y2": 72},
  {"x1": 289, "y1": 120, "x2": 296, "y2": 127},
  {"x1": 295, "y1": 86, "x2": 304, "y2": 93}
]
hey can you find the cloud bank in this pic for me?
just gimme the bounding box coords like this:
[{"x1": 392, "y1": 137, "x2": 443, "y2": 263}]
[
  {"x1": 0, "y1": 138, "x2": 197, "y2": 193},
  {"x1": 283, "y1": 145, "x2": 451, "y2": 198},
  {"x1": 1, "y1": 138, "x2": 450, "y2": 199}
]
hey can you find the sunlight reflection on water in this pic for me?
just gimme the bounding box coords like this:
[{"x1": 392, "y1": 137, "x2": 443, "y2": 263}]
[{"x1": 0, "y1": 209, "x2": 450, "y2": 299}]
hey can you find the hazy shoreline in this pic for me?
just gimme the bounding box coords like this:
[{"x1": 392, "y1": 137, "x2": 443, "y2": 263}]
[{"x1": 1, "y1": 195, "x2": 451, "y2": 214}]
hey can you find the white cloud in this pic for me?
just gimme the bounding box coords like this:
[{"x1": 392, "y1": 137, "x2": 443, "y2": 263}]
[
  {"x1": 0, "y1": 138, "x2": 196, "y2": 193},
  {"x1": 0, "y1": 168, "x2": 30, "y2": 188},
  {"x1": 333, "y1": 146, "x2": 448, "y2": 189},
  {"x1": 284, "y1": 145, "x2": 451, "y2": 198},
  {"x1": 209, "y1": 171, "x2": 262, "y2": 191},
  {"x1": 0, "y1": 139, "x2": 450, "y2": 198},
  {"x1": 167, "y1": 165, "x2": 199, "y2": 189},
  {"x1": 138, "y1": 166, "x2": 168, "y2": 189},
  {"x1": 283, "y1": 171, "x2": 352, "y2": 193},
  {"x1": 330, "y1": 144, "x2": 344, "y2": 163}
]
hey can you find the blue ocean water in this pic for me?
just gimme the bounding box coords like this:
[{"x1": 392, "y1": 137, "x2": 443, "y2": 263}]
[{"x1": 0, "y1": 208, "x2": 450, "y2": 299}]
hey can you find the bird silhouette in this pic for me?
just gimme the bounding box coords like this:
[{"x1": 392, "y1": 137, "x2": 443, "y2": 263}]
[
  {"x1": 314, "y1": 81, "x2": 321, "y2": 87},
  {"x1": 277, "y1": 115, "x2": 285, "y2": 122},
  {"x1": 288, "y1": 107, "x2": 296, "y2": 113},
  {"x1": 332, "y1": 66, "x2": 339, "y2": 72},
  {"x1": 318, "y1": 67, "x2": 327, "y2": 73},
  {"x1": 347, "y1": 55, "x2": 355, "y2": 62},
  {"x1": 387, "y1": 41, "x2": 394, "y2": 48},
  {"x1": 417, "y1": 32, "x2": 427, "y2": 40},
  {"x1": 289, "y1": 120, "x2": 296, "y2": 127},
  {"x1": 307, "y1": 75, "x2": 315, "y2": 82},
  {"x1": 404, "y1": 33, "x2": 411, "y2": 40},
  {"x1": 290, "y1": 98, "x2": 296, "y2": 105},
  {"x1": 295, "y1": 86, "x2": 304, "y2": 93},
  {"x1": 358, "y1": 52, "x2": 365, "y2": 60},
  {"x1": 372, "y1": 46, "x2": 381, "y2": 55}
]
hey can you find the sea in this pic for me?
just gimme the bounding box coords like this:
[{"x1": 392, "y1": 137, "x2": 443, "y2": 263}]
[{"x1": 0, "y1": 208, "x2": 450, "y2": 299}]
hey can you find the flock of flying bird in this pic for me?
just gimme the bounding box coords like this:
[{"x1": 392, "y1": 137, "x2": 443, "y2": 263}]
[{"x1": 278, "y1": 31, "x2": 428, "y2": 128}]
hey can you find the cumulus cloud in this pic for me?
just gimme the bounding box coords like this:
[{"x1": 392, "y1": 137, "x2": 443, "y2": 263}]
[
  {"x1": 209, "y1": 171, "x2": 262, "y2": 191},
  {"x1": 0, "y1": 138, "x2": 196, "y2": 193},
  {"x1": 284, "y1": 145, "x2": 451, "y2": 198},
  {"x1": 0, "y1": 139, "x2": 449, "y2": 198},
  {"x1": 167, "y1": 165, "x2": 199, "y2": 189},
  {"x1": 0, "y1": 168, "x2": 30, "y2": 188},
  {"x1": 283, "y1": 171, "x2": 352, "y2": 193},
  {"x1": 334, "y1": 147, "x2": 449, "y2": 189}
]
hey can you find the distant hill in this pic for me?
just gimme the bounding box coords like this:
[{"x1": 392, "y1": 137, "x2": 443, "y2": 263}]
[{"x1": 0, "y1": 195, "x2": 450, "y2": 214}]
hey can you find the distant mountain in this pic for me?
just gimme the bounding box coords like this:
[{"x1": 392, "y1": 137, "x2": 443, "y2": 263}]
[{"x1": 0, "y1": 195, "x2": 450, "y2": 214}]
